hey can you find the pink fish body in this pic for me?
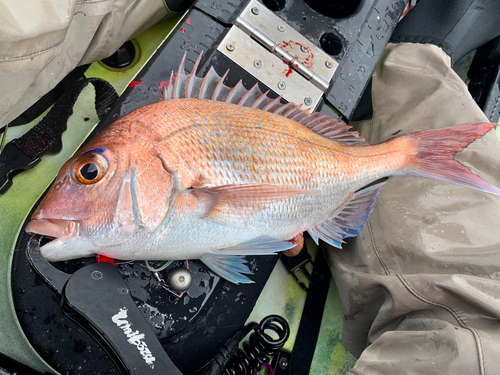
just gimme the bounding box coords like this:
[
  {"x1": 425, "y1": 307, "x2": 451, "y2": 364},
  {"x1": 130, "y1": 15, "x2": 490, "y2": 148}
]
[{"x1": 26, "y1": 55, "x2": 500, "y2": 283}]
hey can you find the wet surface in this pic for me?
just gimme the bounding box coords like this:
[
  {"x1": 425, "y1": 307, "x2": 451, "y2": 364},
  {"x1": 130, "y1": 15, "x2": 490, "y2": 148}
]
[{"x1": 12, "y1": 219, "x2": 278, "y2": 374}]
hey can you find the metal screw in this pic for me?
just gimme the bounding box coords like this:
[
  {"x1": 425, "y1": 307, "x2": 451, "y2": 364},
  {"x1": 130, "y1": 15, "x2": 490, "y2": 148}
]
[
  {"x1": 226, "y1": 43, "x2": 235, "y2": 52},
  {"x1": 91, "y1": 271, "x2": 103, "y2": 280},
  {"x1": 300, "y1": 45, "x2": 308, "y2": 53},
  {"x1": 277, "y1": 24, "x2": 285, "y2": 32},
  {"x1": 304, "y1": 97, "x2": 312, "y2": 106},
  {"x1": 254, "y1": 60, "x2": 262, "y2": 69},
  {"x1": 251, "y1": 7, "x2": 259, "y2": 15},
  {"x1": 277, "y1": 81, "x2": 286, "y2": 90},
  {"x1": 325, "y1": 59, "x2": 334, "y2": 69}
]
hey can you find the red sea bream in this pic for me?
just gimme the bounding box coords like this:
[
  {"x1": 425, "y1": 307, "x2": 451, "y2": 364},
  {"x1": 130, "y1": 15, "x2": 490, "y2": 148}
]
[{"x1": 26, "y1": 54, "x2": 500, "y2": 283}]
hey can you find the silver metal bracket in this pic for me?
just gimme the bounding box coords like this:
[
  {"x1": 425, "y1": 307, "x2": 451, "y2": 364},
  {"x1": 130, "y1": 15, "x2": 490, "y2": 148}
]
[{"x1": 218, "y1": 0, "x2": 338, "y2": 110}]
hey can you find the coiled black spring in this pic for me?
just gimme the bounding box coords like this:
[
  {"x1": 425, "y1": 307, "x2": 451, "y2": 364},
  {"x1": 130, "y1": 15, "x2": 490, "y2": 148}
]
[{"x1": 224, "y1": 315, "x2": 289, "y2": 375}]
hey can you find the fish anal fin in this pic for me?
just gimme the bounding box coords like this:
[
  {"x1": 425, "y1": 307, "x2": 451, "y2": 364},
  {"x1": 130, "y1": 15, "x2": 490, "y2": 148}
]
[
  {"x1": 211, "y1": 236, "x2": 295, "y2": 256},
  {"x1": 311, "y1": 181, "x2": 385, "y2": 248},
  {"x1": 201, "y1": 254, "x2": 254, "y2": 284}
]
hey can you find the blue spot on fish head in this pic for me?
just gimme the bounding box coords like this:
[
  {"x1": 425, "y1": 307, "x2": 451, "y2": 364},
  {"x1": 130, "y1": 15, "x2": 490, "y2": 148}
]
[{"x1": 85, "y1": 147, "x2": 107, "y2": 154}]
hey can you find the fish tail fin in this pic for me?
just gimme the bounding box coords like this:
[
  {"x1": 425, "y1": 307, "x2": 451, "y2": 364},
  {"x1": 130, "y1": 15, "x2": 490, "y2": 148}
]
[{"x1": 396, "y1": 122, "x2": 500, "y2": 194}]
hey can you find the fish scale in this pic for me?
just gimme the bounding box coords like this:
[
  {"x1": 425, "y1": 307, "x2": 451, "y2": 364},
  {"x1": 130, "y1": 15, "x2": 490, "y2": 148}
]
[
  {"x1": 25, "y1": 53, "x2": 500, "y2": 284},
  {"x1": 162, "y1": 100, "x2": 353, "y2": 188}
]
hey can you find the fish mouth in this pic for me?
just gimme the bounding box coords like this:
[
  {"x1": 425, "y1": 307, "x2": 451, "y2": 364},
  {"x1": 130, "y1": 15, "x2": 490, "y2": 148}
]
[
  {"x1": 26, "y1": 218, "x2": 75, "y2": 239},
  {"x1": 26, "y1": 219, "x2": 77, "y2": 261}
]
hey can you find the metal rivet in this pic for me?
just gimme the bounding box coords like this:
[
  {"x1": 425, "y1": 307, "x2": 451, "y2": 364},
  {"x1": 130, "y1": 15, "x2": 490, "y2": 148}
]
[
  {"x1": 300, "y1": 45, "x2": 308, "y2": 53},
  {"x1": 277, "y1": 25, "x2": 285, "y2": 32},
  {"x1": 167, "y1": 268, "x2": 193, "y2": 293},
  {"x1": 277, "y1": 81, "x2": 286, "y2": 90},
  {"x1": 325, "y1": 59, "x2": 334, "y2": 69},
  {"x1": 279, "y1": 357, "x2": 289, "y2": 370},
  {"x1": 254, "y1": 60, "x2": 262, "y2": 69},
  {"x1": 226, "y1": 43, "x2": 235, "y2": 52},
  {"x1": 91, "y1": 271, "x2": 102, "y2": 280},
  {"x1": 251, "y1": 7, "x2": 259, "y2": 15},
  {"x1": 118, "y1": 287, "x2": 128, "y2": 295},
  {"x1": 304, "y1": 97, "x2": 312, "y2": 106}
]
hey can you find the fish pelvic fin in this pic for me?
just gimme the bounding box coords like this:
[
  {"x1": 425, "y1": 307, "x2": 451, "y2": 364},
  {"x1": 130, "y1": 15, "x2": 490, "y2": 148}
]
[
  {"x1": 394, "y1": 123, "x2": 500, "y2": 195},
  {"x1": 201, "y1": 254, "x2": 254, "y2": 284},
  {"x1": 309, "y1": 181, "x2": 385, "y2": 248},
  {"x1": 202, "y1": 236, "x2": 296, "y2": 284}
]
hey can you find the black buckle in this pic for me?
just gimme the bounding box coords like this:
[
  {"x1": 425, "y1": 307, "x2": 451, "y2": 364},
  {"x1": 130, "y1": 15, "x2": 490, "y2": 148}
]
[
  {"x1": 0, "y1": 142, "x2": 40, "y2": 194},
  {"x1": 280, "y1": 240, "x2": 322, "y2": 292}
]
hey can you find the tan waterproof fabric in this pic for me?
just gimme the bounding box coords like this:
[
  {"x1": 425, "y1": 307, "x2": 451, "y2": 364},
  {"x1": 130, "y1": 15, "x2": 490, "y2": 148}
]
[
  {"x1": 325, "y1": 43, "x2": 500, "y2": 375},
  {"x1": 0, "y1": 0, "x2": 177, "y2": 128}
]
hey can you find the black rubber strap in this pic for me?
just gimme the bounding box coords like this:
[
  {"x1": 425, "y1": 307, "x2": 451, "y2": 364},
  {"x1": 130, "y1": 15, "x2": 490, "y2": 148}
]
[
  {"x1": 288, "y1": 246, "x2": 332, "y2": 375},
  {"x1": 391, "y1": 0, "x2": 500, "y2": 64},
  {"x1": 467, "y1": 36, "x2": 500, "y2": 122}
]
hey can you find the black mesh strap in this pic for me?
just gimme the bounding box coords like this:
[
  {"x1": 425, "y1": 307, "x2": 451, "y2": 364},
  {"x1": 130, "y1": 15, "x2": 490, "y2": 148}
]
[
  {"x1": 12, "y1": 78, "x2": 117, "y2": 159},
  {"x1": 9, "y1": 65, "x2": 90, "y2": 128},
  {"x1": 0, "y1": 77, "x2": 118, "y2": 193}
]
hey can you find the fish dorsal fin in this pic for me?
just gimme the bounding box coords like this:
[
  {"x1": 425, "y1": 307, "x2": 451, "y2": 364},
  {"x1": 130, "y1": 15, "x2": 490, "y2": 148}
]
[
  {"x1": 308, "y1": 181, "x2": 385, "y2": 248},
  {"x1": 298, "y1": 112, "x2": 368, "y2": 146},
  {"x1": 164, "y1": 52, "x2": 367, "y2": 146}
]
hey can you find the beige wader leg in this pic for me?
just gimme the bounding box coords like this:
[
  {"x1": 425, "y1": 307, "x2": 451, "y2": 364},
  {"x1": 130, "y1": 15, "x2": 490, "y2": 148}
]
[{"x1": 325, "y1": 43, "x2": 500, "y2": 375}]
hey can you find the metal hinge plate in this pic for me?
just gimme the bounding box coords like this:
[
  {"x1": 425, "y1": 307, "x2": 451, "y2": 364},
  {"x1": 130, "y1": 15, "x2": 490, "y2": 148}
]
[{"x1": 218, "y1": 0, "x2": 338, "y2": 110}]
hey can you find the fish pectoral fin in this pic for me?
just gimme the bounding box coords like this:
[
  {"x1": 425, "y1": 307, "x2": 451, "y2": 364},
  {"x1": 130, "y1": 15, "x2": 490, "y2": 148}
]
[
  {"x1": 210, "y1": 236, "x2": 296, "y2": 256},
  {"x1": 192, "y1": 183, "x2": 319, "y2": 221},
  {"x1": 200, "y1": 254, "x2": 254, "y2": 284},
  {"x1": 309, "y1": 181, "x2": 386, "y2": 248}
]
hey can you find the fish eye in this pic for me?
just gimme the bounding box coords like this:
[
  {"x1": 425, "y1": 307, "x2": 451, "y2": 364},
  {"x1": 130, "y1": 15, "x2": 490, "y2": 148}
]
[
  {"x1": 80, "y1": 163, "x2": 98, "y2": 180},
  {"x1": 74, "y1": 152, "x2": 109, "y2": 184}
]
